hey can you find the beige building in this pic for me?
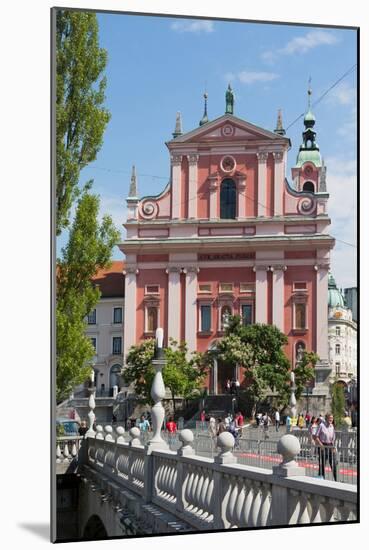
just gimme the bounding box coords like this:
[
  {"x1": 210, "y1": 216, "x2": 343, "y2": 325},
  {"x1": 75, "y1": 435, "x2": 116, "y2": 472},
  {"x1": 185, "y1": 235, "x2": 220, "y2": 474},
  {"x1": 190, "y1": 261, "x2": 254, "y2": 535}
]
[{"x1": 328, "y1": 273, "x2": 357, "y2": 385}]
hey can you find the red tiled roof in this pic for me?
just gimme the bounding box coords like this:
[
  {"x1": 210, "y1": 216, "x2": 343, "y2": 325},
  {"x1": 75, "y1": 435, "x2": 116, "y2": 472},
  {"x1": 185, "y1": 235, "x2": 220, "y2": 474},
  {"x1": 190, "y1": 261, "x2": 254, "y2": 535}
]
[{"x1": 92, "y1": 260, "x2": 125, "y2": 298}]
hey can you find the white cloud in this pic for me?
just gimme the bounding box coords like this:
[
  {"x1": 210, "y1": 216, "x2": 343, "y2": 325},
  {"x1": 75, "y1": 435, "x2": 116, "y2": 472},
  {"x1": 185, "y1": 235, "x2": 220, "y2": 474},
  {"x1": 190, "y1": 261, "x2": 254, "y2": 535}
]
[
  {"x1": 226, "y1": 70, "x2": 279, "y2": 85},
  {"x1": 325, "y1": 156, "x2": 357, "y2": 288},
  {"x1": 237, "y1": 71, "x2": 279, "y2": 84},
  {"x1": 261, "y1": 30, "x2": 339, "y2": 62},
  {"x1": 327, "y1": 81, "x2": 356, "y2": 107},
  {"x1": 170, "y1": 20, "x2": 214, "y2": 33}
]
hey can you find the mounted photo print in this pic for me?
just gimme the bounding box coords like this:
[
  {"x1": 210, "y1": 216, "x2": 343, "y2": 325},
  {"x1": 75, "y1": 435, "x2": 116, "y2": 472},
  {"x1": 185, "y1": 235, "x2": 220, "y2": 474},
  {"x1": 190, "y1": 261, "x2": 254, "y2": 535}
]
[{"x1": 51, "y1": 6, "x2": 358, "y2": 543}]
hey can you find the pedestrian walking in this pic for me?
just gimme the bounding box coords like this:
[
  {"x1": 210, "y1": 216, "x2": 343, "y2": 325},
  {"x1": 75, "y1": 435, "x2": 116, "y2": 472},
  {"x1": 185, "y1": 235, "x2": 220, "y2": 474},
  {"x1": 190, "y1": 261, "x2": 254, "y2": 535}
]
[
  {"x1": 285, "y1": 414, "x2": 291, "y2": 433},
  {"x1": 255, "y1": 412, "x2": 262, "y2": 427},
  {"x1": 139, "y1": 414, "x2": 150, "y2": 432},
  {"x1": 225, "y1": 379, "x2": 231, "y2": 394},
  {"x1": 165, "y1": 417, "x2": 177, "y2": 447},
  {"x1": 274, "y1": 409, "x2": 280, "y2": 432},
  {"x1": 314, "y1": 414, "x2": 338, "y2": 481},
  {"x1": 235, "y1": 411, "x2": 244, "y2": 428},
  {"x1": 200, "y1": 409, "x2": 206, "y2": 430},
  {"x1": 262, "y1": 413, "x2": 271, "y2": 438},
  {"x1": 309, "y1": 416, "x2": 319, "y2": 458},
  {"x1": 298, "y1": 414, "x2": 305, "y2": 429},
  {"x1": 217, "y1": 417, "x2": 227, "y2": 436}
]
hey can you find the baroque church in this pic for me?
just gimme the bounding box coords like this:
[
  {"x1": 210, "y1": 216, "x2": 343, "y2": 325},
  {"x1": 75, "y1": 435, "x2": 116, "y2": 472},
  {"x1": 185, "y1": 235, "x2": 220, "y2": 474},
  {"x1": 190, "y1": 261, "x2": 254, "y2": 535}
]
[{"x1": 119, "y1": 85, "x2": 334, "y2": 404}]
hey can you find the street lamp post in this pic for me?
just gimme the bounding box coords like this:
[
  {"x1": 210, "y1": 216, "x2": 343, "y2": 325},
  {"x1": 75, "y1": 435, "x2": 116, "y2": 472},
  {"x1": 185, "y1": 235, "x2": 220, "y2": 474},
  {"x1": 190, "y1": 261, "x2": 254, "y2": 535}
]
[{"x1": 304, "y1": 386, "x2": 313, "y2": 414}]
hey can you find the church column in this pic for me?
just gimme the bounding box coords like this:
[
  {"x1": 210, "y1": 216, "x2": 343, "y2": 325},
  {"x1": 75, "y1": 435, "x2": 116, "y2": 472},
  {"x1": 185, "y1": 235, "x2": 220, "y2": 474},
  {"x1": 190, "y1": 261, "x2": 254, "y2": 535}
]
[
  {"x1": 257, "y1": 152, "x2": 268, "y2": 217},
  {"x1": 236, "y1": 174, "x2": 247, "y2": 219},
  {"x1": 123, "y1": 266, "x2": 138, "y2": 361},
  {"x1": 171, "y1": 154, "x2": 182, "y2": 219},
  {"x1": 184, "y1": 266, "x2": 199, "y2": 353},
  {"x1": 271, "y1": 265, "x2": 286, "y2": 331},
  {"x1": 187, "y1": 154, "x2": 199, "y2": 219},
  {"x1": 208, "y1": 176, "x2": 218, "y2": 219},
  {"x1": 315, "y1": 264, "x2": 329, "y2": 362},
  {"x1": 166, "y1": 266, "x2": 181, "y2": 343},
  {"x1": 254, "y1": 265, "x2": 268, "y2": 323},
  {"x1": 273, "y1": 151, "x2": 284, "y2": 217}
]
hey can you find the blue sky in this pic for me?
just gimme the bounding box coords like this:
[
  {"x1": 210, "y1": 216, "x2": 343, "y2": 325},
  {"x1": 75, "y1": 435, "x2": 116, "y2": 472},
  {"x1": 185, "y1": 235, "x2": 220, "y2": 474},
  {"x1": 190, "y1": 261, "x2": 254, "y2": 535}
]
[{"x1": 59, "y1": 13, "x2": 357, "y2": 288}]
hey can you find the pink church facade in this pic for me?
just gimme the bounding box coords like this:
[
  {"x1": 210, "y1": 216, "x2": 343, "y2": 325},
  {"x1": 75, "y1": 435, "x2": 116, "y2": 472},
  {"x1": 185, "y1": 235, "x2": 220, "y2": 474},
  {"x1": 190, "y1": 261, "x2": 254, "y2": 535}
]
[{"x1": 120, "y1": 88, "x2": 334, "y2": 395}]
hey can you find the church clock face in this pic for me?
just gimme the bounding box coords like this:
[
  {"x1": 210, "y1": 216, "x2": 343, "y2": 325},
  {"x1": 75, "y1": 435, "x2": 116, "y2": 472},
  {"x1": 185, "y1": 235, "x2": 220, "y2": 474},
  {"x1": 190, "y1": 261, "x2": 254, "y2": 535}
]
[{"x1": 221, "y1": 155, "x2": 236, "y2": 173}]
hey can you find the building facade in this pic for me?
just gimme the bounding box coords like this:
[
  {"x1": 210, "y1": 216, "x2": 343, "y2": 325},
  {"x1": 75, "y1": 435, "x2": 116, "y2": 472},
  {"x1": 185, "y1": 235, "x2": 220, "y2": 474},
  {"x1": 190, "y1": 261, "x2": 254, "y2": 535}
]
[
  {"x1": 328, "y1": 274, "x2": 357, "y2": 386},
  {"x1": 120, "y1": 87, "x2": 335, "y2": 397},
  {"x1": 344, "y1": 287, "x2": 357, "y2": 323},
  {"x1": 84, "y1": 261, "x2": 125, "y2": 396}
]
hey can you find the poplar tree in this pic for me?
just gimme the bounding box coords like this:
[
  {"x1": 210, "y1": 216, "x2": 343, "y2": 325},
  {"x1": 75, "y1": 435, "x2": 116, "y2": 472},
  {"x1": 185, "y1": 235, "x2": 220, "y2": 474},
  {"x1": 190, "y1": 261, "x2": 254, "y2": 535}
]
[
  {"x1": 56, "y1": 10, "x2": 110, "y2": 234},
  {"x1": 55, "y1": 11, "x2": 119, "y2": 402},
  {"x1": 56, "y1": 189, "x2": 120, "y2": 402}
]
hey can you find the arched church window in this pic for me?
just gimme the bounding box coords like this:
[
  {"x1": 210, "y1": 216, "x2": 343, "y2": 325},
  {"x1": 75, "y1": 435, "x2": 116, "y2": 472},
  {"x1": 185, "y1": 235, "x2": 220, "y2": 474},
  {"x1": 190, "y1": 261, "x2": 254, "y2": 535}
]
[
  {"x1": 303, "y1": 181, "x2": 315, "y2": 193},
  {"x1": 220, "y1": 179, "x2": 236, "y2": 219}
]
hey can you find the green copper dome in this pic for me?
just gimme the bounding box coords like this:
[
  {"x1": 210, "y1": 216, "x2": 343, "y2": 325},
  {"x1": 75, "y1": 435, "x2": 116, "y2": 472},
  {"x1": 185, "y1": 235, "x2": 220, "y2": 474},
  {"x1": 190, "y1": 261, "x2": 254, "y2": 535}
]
[
  {"x1": 296, "y1": 148, "x2": 322, "y2": 167},
  {"x1": 328, "y1": 273, "x2": 346, "y2": 308}
]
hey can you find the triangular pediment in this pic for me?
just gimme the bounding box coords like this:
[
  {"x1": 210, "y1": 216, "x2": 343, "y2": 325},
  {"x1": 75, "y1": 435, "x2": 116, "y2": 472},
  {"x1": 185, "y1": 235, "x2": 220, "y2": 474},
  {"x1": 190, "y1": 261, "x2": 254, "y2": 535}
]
[{"x1": 167, "y1": 114, "x2": 289, "y2": 145}]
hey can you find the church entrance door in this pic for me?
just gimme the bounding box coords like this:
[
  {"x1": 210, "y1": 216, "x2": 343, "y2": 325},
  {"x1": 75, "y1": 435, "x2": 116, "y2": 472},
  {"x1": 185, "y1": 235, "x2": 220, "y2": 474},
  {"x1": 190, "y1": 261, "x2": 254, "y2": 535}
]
[{"x1": 217, "y1": 362, "x2": 235, "y2": 395}]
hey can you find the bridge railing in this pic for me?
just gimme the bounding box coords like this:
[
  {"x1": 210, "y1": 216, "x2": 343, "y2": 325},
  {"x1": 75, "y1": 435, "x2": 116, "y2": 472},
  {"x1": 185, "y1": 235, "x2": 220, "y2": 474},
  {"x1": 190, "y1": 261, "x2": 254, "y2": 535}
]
[{"x1": 80, "y1": 425, "x2": 357, "y2": 531}]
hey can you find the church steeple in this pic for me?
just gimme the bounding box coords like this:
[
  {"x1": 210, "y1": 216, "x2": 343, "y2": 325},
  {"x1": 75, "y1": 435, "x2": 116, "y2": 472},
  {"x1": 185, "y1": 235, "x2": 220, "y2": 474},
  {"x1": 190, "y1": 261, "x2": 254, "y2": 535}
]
[
  {"x1": 296, "y1": 79, "x2": 322, "y2": 167},
  {"x1": 128, "y1": 165, "x2": 138, "y2": 198},
  {"x1": 199, "y1": 92, "x2": 209, "y2": 126},
  {"x1": 274, "y1": 109, "x2": 286, "y2": 136},
  {"x1": 172, "y1": 111, "x2": 183, "y2": 138},
  {"x1": 225, "y1": 83, "x2": 234, "y2": 115}
]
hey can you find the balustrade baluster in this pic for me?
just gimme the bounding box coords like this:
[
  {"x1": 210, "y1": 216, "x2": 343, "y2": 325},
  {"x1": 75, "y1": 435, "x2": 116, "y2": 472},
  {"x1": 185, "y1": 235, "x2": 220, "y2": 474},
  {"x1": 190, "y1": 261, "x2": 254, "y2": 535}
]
[
  {"x1": 258, "y1": 484, "x2": 271, "y2": 526},
  {"x1": 288, "y1": 489, "x2": 301, "y2": 525},
  {"x1": 221, "y1": 474, "x2": 232, "y2": 529},
  {"x1": 250, "y1": 481, "x2": 262, "y2": 527},
  {"x1": 71, "y1": 441, "x2": 77, "y2": 458},
  {"x1": 235, "y1": 480, "x2": 246, "y2": 526},
  {"x1": 310, "y1": 494, "x2": 324, "y2": 523},
  {"x1": 63, "y1": 442, "x2": 70, "y2": 463},
  {"x1": 199, "y1": 473, "x2": 209, "y2": 513},
  {"x1": 241, "y1": 479, "x2": 253, "y2": 526},
  {"x1": 322, "y1": 498, "x2": 340, "y2": 522},
  {"x1": 56, "y1": 443, "x2": 62, "y2": 463},
  {"x1": 297, "y1": 492, "x2": 311, "y2": 524}
]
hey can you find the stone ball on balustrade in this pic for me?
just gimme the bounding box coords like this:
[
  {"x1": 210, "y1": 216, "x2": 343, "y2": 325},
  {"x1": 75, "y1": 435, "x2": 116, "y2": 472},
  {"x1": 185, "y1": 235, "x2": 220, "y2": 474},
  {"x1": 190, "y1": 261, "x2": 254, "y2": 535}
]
[
  {"x1": 116, "y1": 426, "x2": 125, "y2": 436},
  {"x1": 217, "y1": 431, "x2": 235, "y2": 452},
  {"x1": 130, "y1": 427, "x2": 140, "y2": 439},
  {"x1": 96, "y1": 425, "x2": 104, "y2": 433},
  {"x1": 104, "y1": 425, "x2": 113, "y2": 434},
  {"x1": 277, "y1": 434, "x2": 300, "y2": 462},
  {"x1": 179, "y1": 429, "x2": 194, "y2": 446}
]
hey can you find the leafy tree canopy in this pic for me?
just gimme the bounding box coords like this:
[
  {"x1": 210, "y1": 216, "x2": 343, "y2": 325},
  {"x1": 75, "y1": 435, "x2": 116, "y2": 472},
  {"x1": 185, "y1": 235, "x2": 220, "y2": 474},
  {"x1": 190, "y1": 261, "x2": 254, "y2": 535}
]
[
  {"x1": 56, "y1": 10, "x2": 111, "y2": 234},
  {"x1": 199, "y1": 316, "x2": 316, "y2": 409},
  {"x1": 123, "y1": 339, "x2": 208, "y2": 413},
  {"x1": 56, "y1": 190, "x2": 120, "y2": 403}
]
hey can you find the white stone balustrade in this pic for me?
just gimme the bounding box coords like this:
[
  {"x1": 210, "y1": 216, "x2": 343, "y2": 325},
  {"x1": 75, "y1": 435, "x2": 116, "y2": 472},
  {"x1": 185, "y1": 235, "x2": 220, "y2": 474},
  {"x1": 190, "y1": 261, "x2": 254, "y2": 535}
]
[{"x1": 80, "y1": 429, "x2": 357, "y2": 532}]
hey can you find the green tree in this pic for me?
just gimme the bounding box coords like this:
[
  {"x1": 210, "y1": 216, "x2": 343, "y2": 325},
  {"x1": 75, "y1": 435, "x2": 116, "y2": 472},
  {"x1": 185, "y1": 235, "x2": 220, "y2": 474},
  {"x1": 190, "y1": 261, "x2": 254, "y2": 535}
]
[
  {"x1": 199, "y1": 316, "x2": 315, "y2": 412},
  {"x1": 331, "y1": 381, "x2": 346, "y2": 428},
  {"x1": 56, "y1": 10, "x2": 111, "y2": 234},
  {"x1": 123, "y1": 339, "x2": 207, "y2": 413},
  {"x1": 56, "y1": 190, "x2": 120, "y2": 402},
  {"x1": 294, "y1": 351, "x2": 319, "y2": 400}
]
